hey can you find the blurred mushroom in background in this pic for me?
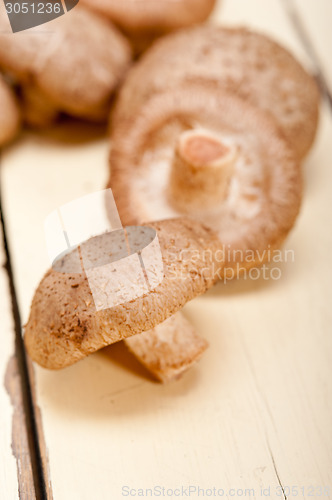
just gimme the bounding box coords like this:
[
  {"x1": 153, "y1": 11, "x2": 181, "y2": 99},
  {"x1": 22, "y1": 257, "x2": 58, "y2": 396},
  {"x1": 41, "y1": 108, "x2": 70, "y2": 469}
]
[
  {"x1": 0, "y1": 5, "x2": 132, "y2": 128},
  {"x1": 113, "y1": 25, "x2": 320, "y2": 159},
  {"x1": 80, "y1": 0, "x2": 217, "y2": 54},
  {"x1": 0, "y1": 74, "x2": 21, "y2": 147}
]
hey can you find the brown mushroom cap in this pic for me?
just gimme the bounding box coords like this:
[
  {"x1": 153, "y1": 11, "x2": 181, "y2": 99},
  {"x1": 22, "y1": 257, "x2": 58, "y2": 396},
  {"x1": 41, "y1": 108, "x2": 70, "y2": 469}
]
[
  {"x1": 109, "y1": 85, "x2": 302, "y2": 274},
  {"x1": 25, "y1": 218, "x2": 222, "y2": 370},
  {"x1": 80, "y1": 0, "x2": 216, "y2": 41},
  {"x1": 0, "y1": 6, "x2": 132, "y2": 122},
  {"x1": 113, "y1": 25, "x2": 319, "y2": 159},
  {"x1": 0, "y1": 74, "x2": 20, "y2": 146}
]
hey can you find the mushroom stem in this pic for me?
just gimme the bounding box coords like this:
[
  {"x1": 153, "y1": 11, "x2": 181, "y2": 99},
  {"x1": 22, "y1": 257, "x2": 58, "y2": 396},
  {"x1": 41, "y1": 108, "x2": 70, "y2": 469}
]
[{"x1": 169, "y1": 129, "x2": 236, "y2": 212}]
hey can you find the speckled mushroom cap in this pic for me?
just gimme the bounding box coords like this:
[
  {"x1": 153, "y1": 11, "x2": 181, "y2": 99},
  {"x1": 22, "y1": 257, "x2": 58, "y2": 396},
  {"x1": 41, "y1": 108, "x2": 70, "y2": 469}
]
[
  {"x1": 25, "y1": 218, "x2": 222, "y2": 370},
  {"x1": 109, "y1": 85, "x2": 302, "y2": 274},
  {"x1": 0, "y1": 74, "x2": 20, "y2": 146},
  {"x1": 0, "y1": 5, "x2": 132, "y2": 122},
  {"x1": 81, "y1": 0, "x2": 216, "y2": 52},
  {"x1": 113, "y1": 25, "x2": 319, "y2": 159}
]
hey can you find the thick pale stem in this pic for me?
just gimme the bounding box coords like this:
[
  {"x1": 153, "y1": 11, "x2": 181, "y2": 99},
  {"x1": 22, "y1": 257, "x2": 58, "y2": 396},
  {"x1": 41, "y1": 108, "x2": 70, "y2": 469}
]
[{"x1": 169, "y1": 129, "x2": 236, "y2": 213}]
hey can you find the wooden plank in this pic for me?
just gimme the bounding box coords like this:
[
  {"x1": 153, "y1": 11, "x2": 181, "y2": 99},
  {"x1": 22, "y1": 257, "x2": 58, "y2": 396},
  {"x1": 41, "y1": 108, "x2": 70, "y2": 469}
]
[
  {"x1": 291, "y1": 0, "x2": 332, "y2": 96},
  {"x1": 0, "y1": 211, "x2": 35, "y2": 500},
  {"x1": 1, "y1": 1, "x2": 331, "y2": 499}
]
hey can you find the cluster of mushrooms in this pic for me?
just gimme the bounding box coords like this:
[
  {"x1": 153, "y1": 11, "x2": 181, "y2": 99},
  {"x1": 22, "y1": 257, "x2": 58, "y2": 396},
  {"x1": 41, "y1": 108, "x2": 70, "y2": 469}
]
[{"x1": 0, "y1": 1, "x2": 320, "y2": 382}]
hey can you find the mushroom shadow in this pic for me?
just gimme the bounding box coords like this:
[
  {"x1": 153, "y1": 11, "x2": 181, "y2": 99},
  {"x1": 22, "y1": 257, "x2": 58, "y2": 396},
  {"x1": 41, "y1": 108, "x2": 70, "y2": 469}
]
[
  {"x1": 33, "y1": 117, "x2": 107, "y2": 145},
  {"x1": 35, "y1": 343, "x2": 204, "y2": 420}
]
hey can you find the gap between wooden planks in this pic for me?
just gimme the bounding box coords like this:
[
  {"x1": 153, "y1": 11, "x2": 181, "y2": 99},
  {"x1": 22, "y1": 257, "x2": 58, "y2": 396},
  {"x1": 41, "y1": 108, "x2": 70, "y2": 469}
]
[
  {"x1": 0, "y1": 0, "x2": 332, "y2": 499},
  {"x1": 0, "y1": 202, "x2": 34, "y2": 500}
]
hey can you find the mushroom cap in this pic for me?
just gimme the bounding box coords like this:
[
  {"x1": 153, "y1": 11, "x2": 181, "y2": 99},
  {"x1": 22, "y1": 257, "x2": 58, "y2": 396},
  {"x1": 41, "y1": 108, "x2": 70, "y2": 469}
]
[
  {"x1": 109, "y1": 85, "x2": 302, "y2": 273},
  {"x1": 0, "y1": 6, "x2": 132, "y2": 121},
  {"x1": 25, "y1": 218, "x2": 221, "y2": 369},
  {"x1": 113, "y1": 25, "x2": 319, "y2": 159},
  {"x1": 80, "y1": 0, "x2": 216, "y2": 37},
  {"x1": 0, "y1": 75, "x2": 20, "y2": 146}
]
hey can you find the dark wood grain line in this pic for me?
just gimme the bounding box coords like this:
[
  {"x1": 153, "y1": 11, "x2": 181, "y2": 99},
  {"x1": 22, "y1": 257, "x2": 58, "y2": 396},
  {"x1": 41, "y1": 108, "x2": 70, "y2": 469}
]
[
  {"x1": 281, "y1": 0, "x2": 332, "y2": 111},
  {"x1": 0, "y1": 184, "x2": 53, "y2": 500},
  {"x1": 266, "y1": 437, "x2": 288, "y2": 500}
]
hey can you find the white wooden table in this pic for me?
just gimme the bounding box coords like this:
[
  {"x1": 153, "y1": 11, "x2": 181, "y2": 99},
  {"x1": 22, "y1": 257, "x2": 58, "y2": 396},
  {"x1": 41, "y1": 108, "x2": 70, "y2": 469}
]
[{"x1": 0, "y1": 1, "x2": 331, "y2": 499}]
